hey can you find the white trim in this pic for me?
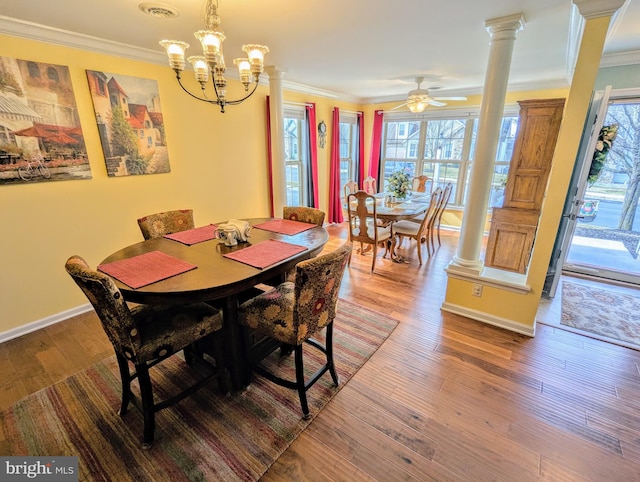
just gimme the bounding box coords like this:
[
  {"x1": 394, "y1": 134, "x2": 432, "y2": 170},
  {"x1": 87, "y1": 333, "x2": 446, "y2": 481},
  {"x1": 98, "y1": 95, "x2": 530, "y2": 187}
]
[
  {"x1": 440, "y1": 302, "x2": 536, "y2": 337},
  {"x1": 600, "y1": 50, "x2": 640, "y2": 68},
  {"x1": 0, "y1": 303, "x2": 93, "y2": 344}
]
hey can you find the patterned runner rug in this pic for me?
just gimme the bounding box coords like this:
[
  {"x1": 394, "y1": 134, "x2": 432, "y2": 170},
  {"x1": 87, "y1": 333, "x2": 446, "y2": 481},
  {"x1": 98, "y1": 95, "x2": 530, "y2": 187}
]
[
  {"x1": 0, "y1": 299, "x2": 397, "y2": 481},
  {"x1": 561, "y1": 281, "x2": 640, "y2": 350}
]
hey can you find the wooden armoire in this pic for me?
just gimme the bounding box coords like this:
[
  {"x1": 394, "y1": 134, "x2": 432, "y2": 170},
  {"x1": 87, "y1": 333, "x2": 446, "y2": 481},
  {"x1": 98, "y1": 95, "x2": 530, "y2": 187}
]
[{"x1": 485, "y1": 98, "x2": 565, "y2": 273}]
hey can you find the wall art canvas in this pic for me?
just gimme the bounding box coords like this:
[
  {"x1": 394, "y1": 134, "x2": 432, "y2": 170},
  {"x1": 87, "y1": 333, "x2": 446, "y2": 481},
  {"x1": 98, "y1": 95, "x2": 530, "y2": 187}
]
[
  {"x1": 0, "y1": 57, "x2": 91, "y2": 185},
  {"x1": 86, "y1": 70, "x2": 169, "y2": 176}
]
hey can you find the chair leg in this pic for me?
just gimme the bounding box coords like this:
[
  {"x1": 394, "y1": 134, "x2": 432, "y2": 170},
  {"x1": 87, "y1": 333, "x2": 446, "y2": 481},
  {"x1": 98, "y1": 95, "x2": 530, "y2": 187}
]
[
  {"x1": 116, "y1": 354, "x2": 131, "y2": 416},
  {"x1": 136, "y1": 363, "x2": 156, "y2": 449},
  {"x1": 371, "y1": 242, "x2": 377, "y2": 273},
  {"x1": 326, "y1": 323, "x2": 339, "y2": 386},
  {"x1": 417, "y1": 237, "x2": 423, "y2": 265},
  {"x1": 294, "y1": 346, "x2": 310, "y2": 420}
]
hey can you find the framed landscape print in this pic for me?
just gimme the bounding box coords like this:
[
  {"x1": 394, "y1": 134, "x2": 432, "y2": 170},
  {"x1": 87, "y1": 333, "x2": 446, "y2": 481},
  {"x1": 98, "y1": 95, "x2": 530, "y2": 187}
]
[
  {"x1": 86, "y1": 71, "x2": 170, "y2": 176},
  {"x1": 0, "y1": 56, "x2": 91, "y2": 185}
]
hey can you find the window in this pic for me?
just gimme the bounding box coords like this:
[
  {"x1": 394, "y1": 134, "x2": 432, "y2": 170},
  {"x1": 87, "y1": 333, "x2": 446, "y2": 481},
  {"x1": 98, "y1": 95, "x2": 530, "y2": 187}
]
[
  {"x1": 0, "y1": 124, "x2": 15, "y2": 145},
  {"x1": 27, "y1": 62, "x2": 40, "y2": 78},
  {"x1": 47, "y1": 67, "x2": 59, "y2": 82},
  {"x1": 284, "y1": 106, "x2": 309, "y2": 206},
  {"x1": 381, "y1": 109, "x2": 518, "y2": 207},
  {"x1": 339, "y1": 112, "x2": 359, "y2": 202}
]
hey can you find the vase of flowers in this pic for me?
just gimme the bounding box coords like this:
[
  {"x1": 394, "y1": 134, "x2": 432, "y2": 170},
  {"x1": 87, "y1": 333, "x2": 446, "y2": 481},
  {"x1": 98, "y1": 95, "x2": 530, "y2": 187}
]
[{"x1": 388, "y1": 170, "x2": 411, "y2": 200}]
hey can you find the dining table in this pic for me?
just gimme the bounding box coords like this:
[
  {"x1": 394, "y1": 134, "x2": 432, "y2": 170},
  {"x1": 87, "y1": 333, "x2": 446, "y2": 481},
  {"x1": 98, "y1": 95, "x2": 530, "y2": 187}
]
[
  {"x1": 99, "y1": 217, "x2": 329, "y2": 391},
  {"x1": 347, "y1": 192, "x2": 432, "y2": 262}
]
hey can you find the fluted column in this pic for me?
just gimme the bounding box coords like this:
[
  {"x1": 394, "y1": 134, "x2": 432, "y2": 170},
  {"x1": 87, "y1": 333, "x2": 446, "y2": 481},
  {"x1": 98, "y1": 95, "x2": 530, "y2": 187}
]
[
  {"x1": 266, "y1": 66, "x2": 287, "y2": 216},
  {"x1": 449, "y1": 13, "x2": 525, "y2": 275}
]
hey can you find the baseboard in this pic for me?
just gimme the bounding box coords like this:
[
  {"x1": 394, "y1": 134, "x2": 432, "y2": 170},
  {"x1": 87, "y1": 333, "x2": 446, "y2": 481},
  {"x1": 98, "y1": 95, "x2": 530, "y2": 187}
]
[
  {"x1": 0, "y1": 304, "x2": 92, "y2": 344},
  {"x1": 440, "y1": 301, "x2": 536, "y2": 337}
]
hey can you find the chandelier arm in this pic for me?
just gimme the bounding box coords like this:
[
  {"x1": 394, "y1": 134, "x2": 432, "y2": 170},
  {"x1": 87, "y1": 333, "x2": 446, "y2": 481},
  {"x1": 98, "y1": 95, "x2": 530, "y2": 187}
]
[
  {"x1": 175, "y1": 71, "x2": 221, "y2": 106},
  {"x1": 223, "y1": 79, "x2": 261, "y2": 106}
]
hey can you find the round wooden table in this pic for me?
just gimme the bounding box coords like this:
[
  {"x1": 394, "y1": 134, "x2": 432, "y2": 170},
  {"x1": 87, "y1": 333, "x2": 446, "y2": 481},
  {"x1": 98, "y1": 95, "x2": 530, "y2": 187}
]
[{"x1": 100, "y1": 217, "x2": 329, "y2": 389}]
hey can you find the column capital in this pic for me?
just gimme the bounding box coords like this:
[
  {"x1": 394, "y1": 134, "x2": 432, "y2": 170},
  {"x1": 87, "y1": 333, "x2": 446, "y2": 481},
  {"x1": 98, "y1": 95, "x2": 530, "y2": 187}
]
[
  {"x1": 573, "y1": 0, "x2": 625, "y2": 19},
  {"x1": 485, "y1": 13, "x2": 525, "y2": 38},
  {"x1": 265, "y1": 65, "x2": 288, "y2": 79}
]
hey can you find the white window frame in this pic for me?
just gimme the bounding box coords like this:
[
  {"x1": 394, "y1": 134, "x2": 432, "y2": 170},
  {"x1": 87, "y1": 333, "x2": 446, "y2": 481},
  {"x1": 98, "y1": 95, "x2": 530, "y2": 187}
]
[
  {"x1": 381, "y1": 106, "x2": 519, "y2": 208},
  {"x1": 283, "y1": 106, "x2": 309, "y2": 206},
  {"x1": 339, "y1": 111, "x2": 359, "y2": 202}
]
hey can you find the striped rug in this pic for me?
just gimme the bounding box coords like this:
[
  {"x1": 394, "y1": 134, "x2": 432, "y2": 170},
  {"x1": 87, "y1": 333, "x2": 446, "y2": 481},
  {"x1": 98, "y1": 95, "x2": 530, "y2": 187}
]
[{"x1": 0, "y1": 300, "x2": 397, "y2": 481}]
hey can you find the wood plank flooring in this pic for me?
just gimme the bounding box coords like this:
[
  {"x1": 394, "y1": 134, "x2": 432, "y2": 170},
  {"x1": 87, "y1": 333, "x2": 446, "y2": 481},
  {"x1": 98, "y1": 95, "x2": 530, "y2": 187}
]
[{"x1": 2, "y1": 224, "x2": 640, "y2": 480}]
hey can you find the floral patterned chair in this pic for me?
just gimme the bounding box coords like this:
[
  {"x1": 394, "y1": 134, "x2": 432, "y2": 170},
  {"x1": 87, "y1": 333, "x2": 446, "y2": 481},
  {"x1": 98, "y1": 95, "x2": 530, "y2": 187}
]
[
  {"x1": 137, "y1": 209, "x2": 195, "y2": 240},
  {"x1": 282, "y1": 206, "x2": 325, "y2": 226},
  {"x1": 237, "y1": 241, "x2": 352, "y2": 419},
  {"x1": 65, "y1": 255, "x2": 226, "y2": 449}
]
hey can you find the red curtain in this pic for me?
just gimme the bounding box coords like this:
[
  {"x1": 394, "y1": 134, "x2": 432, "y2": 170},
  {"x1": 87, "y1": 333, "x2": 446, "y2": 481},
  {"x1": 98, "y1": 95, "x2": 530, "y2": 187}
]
[
  {"x1": 328, "y1": 107, "x2": 343, "y2": 224},
  {"x1": 368, "y1": 110, "x2": 384, "y2": 178},
  {"x1": 306, "y1": 104, "x2": 319, "y2": 208},
  {"x1": 265, "y1": 96, "x2": 274, "y2": 217},
  {"x1": 357, "y1": 111, "x2": 365, "y2": 189}
]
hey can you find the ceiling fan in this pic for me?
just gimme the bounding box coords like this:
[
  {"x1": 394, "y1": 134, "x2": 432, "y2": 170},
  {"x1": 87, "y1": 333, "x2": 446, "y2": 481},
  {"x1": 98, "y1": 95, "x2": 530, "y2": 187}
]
[{"x1": 395, "y1": 77, "x2": 467, "y2": 113}]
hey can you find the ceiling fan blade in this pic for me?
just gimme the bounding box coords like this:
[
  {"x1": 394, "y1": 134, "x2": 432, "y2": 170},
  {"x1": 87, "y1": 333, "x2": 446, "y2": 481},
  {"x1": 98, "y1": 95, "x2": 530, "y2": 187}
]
[
  {"x1": 391, "y1": 102, "x2": 409, "y2": 110},
  {"x1": 427, "y1": 100, "x2": 447, "y2": 107},
  {"x1": 432, "y1": 96, "x2": 468, "y2": 101}
]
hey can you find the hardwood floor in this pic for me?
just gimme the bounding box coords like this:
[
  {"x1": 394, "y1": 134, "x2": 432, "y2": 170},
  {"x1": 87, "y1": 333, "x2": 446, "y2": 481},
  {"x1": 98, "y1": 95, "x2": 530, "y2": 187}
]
[{"x1": 2, "y1": 224, "x2": 640, "y2": 480}]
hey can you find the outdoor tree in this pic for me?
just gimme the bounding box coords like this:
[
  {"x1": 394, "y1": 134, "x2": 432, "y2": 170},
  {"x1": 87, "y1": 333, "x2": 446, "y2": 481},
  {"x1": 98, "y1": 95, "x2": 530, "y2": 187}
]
[{"x1": 603, "y1": 104, "x2": 640, "y2": 230}]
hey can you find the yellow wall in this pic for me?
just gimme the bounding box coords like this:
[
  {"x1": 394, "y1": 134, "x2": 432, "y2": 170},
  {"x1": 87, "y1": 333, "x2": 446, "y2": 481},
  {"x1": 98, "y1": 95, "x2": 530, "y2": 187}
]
[{"x1": 0, "y1": 34, "x2": 359, "y2": 335}]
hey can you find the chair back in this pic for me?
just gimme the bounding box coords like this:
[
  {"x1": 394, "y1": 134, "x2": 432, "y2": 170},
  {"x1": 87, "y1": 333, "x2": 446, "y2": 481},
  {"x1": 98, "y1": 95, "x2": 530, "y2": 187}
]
[
  {"x1": 292, "y1": 242, "x2": 352, "y2": 342},
  {"x1": 283, "y1": 206, "x2": 325, "y2": 226},
  {"x1": 420, "y1": 187, "x2": 443, "y2": 238},
  {"x1": 434, "y1": 183, "x2": 453, "y2": 226},
  {"x1": 137, "y1": 209, "x2": 195, "y2": 240},
  {"x1": 343, "y1": 180, "x2": 358, "y2": 200},
  {"x1": 412, "y1": 175, "x2": 433, "y2": 194},
  {"x1": 347, "y1": 191, "x2": 381, "y2": 246},
  {"x1": 363, "y1": 176, "x2": 377, "y2": 195},
  {"x1": 65, "y1": 255, "x2": 140, "y2": 360}
]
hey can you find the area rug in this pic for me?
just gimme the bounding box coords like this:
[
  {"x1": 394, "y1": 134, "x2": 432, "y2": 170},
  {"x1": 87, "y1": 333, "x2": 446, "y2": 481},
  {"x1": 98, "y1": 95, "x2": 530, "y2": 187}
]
[
  {"x1": 0, "y1": 300, "x2": 397, "y2": 481},
  {"x1": 561, "y1": 281, "x2": 640, "y2": 349}
]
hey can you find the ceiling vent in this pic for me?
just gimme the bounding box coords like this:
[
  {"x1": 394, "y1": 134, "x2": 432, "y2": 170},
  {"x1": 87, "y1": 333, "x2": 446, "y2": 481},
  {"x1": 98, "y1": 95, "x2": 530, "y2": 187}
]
[{"x1": 139, "y1": 3, "x2": 180, "y2": 19}]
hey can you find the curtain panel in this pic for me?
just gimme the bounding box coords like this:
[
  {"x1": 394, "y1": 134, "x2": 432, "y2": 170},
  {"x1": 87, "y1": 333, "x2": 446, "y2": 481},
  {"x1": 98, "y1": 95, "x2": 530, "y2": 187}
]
[{"x1": 328, "y1": 107, "x2": 343, "y2": 224}]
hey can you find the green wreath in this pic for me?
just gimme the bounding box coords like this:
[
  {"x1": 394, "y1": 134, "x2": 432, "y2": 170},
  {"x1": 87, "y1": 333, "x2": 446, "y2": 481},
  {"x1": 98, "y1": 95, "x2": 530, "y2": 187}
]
[{"x1": 587, "y1": 123, "x2": 618, "y2": 185}]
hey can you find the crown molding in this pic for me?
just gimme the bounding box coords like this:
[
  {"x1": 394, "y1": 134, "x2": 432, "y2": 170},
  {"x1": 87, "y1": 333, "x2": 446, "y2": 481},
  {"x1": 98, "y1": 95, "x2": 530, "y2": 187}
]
[
  {"x1": 600, "y1": 49, "x2": 640, "y2": 67},
  {"x1": 0, "y1": 15, "x2": 166, "y2": 64}
]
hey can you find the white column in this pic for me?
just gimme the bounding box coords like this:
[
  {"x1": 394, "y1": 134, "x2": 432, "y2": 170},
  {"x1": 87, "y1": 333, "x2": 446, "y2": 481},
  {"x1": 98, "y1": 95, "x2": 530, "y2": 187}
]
[
  {"x1": 266, "y1": 66, "x2": 287, "y2": 216},
  {"x1": 450, "y1": 13, "x2": 525, "y2": 275}
]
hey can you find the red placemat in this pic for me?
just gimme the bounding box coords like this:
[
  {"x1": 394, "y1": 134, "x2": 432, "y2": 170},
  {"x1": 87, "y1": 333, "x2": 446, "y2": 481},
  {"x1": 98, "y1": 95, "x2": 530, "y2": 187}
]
[
  {"x1": 253, "y1": 219, "x2": 316, "y2": 235},
  {"x1": 98, "y1": 251, "x2": 197, "y2": 289},
  {"x1": 164, "y1": 224, "x2": 218, "y2": 245},
  {"x1": 223, "y1": 239, "x2": 307, "y2": 269}
]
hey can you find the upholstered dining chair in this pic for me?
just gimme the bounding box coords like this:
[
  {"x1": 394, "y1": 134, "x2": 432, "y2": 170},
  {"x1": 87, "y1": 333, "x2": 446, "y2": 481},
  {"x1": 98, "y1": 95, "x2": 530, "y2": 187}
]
[
  {"x1": 392, "y1": 187, "x2": 443, "y2": 264},
  {"x1": 347, "y1": 190, "x2": 392, "y2": 273},
  {"x1": 237, "y1": 241, "x2": 352, "y2": 420},
  {"x1": 137, "y1": 209, "x2": 195, "y2": 240},
  {"x1": 412, "y1": 175, "x2": 433, "y2": 194},
  {"x1": 283, "y1": 206, "x2": 325, "y2": 226},
  {"x1": 363, "y1": 176, "x2": 377, "y2": 195},
  {"x1": 65, "y1": 255, "x2": 227, "y2": 449}
]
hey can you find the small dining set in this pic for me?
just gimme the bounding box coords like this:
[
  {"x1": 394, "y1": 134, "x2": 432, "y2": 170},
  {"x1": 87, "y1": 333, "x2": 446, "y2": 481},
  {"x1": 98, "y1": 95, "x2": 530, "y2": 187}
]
[
  {"x1": 64, "y1": 207, "x2": 352, "y2": 448},
  {"x1": 345, "y1": 175, "x2": 453, "y2": 272}
]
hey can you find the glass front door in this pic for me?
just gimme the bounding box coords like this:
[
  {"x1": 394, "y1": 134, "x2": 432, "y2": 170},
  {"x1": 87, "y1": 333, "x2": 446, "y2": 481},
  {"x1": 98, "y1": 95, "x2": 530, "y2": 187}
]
[{"x1": 563, "y1": 92, "x2": 640, "y2": 285}]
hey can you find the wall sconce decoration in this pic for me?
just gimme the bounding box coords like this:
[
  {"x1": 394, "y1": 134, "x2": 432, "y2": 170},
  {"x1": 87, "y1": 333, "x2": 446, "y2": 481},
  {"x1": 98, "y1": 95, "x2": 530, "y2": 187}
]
[{"x1": 318, "y1": 121, "x2": 327, "y2": 149}]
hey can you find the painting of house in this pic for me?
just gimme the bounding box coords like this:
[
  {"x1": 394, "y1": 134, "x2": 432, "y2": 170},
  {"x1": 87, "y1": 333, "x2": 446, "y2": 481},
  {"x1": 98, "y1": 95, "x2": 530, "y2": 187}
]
[
  {"x1": 0, "y1": 56, "x2": 91, "y2": 185},
  {"x1": 86, "y1": 70, "x2": 169, "y2": 176}
]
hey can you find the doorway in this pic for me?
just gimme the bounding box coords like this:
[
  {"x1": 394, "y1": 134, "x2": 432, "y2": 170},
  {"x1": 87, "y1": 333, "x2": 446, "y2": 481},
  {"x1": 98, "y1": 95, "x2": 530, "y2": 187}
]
[
  {"x1": 549, "y1": 87, "x2": 640, "y2": 290},
  {"x1": 564, "y1": 94, "x2": 640, "y2": 284}
]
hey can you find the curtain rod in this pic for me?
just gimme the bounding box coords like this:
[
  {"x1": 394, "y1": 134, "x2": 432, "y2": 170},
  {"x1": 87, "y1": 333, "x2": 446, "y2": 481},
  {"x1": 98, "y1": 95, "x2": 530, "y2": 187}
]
[{"x1": 284, "y1": 101, "x2": 314, "y2": 107}]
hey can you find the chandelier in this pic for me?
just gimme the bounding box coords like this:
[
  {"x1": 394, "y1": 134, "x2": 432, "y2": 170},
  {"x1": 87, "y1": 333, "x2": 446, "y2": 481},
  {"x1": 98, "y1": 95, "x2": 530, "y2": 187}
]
[{"x1": 159, "y1": 0, "x2": 269, "y2": 113}]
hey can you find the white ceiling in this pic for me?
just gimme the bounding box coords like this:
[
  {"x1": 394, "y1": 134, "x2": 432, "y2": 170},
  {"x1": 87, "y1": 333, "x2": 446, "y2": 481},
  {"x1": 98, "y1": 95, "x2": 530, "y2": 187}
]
[{"x1": 1, "y1": 0, "x2": 639, "y2": 104}]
